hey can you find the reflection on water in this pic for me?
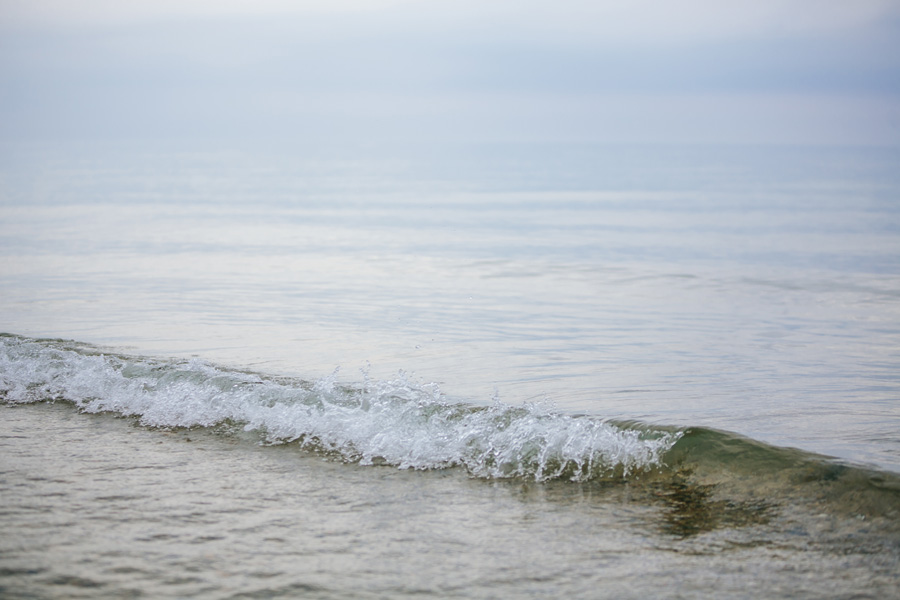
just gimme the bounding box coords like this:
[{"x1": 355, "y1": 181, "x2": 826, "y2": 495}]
[{"x1": 649, "y1": 475, "x2": 773, "y2": 538}]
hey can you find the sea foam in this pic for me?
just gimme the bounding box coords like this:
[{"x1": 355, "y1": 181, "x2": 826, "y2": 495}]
[{"x1": 0, "y1": 335, "x2": 679, "y2": 481}]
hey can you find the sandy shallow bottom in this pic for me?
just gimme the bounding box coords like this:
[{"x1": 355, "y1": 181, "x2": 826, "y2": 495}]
[{"x1": 2, "y1": 401, "x2": 899, "y2": 599}]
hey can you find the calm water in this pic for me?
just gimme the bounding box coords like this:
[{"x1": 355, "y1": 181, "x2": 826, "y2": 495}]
[{"x1": 1, "y1": 142, "x2": 900, "y2": 598}]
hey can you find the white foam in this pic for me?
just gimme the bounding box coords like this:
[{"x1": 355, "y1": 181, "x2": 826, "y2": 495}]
[{"x1": 0, "y1": 336, "x2": 680, "y2": 481}]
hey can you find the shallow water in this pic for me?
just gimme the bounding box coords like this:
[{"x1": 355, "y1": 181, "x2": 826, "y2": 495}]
[
  {"x1": 2, "y1": 394, "x2": 899, "y2": 599},
  {"x1": 1, "y1": 142, "x2": 900, "y2": 597}
]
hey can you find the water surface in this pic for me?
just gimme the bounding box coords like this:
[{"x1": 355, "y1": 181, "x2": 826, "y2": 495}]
[{"x1": 1, "y1": 142, "x2": 899, "y2": 597}]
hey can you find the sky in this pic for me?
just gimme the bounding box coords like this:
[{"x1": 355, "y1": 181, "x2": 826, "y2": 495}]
[{"x1": 1, "y1": 0, "x2": 899, "y2": 146}]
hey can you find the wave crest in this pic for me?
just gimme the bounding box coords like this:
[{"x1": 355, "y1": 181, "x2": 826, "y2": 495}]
[{"x1": 0, "y1": 335, "x2": 679, "y2": 481}]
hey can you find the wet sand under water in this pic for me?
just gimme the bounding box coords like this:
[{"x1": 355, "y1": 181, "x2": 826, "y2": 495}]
[{"x1": 2, "y1": 401, "x2": 899, "y2": 599}]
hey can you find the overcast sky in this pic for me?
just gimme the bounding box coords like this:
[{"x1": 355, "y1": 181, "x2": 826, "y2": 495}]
[{"x1": 1, "y1": 0, "x2": 898, "y2": 145}]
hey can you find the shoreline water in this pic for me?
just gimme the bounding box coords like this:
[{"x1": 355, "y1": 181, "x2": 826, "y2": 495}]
[
  {"x1": 3, "y1": 333, "x2": 899, "y2": 503},
  {"x1": 3, "y1": 395, "x2": 899, "y2": 599}
]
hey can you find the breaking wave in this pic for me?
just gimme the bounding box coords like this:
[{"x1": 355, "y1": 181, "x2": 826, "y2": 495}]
[{"x1": 0, "y1": 334, "x2": 679, "y2": 482}]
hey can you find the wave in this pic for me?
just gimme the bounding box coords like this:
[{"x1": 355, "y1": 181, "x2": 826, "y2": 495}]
[
  {"x1": 0, "y1": 334, "x2": 679, "y2": 482},
  {"x1": 3, "y1": 332, "x2": 900, "y2": 524}
]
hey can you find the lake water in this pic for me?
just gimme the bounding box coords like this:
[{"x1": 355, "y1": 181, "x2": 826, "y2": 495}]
[{"x1": 2, "y1": 141, "x2": 899, "y2": 598}]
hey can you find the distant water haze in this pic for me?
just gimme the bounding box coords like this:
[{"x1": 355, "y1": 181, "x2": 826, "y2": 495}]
[{"x1": 1, "y1": 0, "x2": 898, "y2": 146}]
